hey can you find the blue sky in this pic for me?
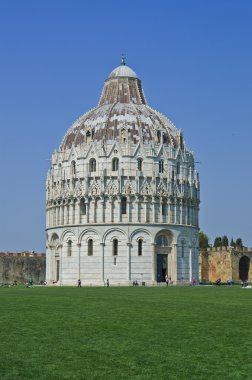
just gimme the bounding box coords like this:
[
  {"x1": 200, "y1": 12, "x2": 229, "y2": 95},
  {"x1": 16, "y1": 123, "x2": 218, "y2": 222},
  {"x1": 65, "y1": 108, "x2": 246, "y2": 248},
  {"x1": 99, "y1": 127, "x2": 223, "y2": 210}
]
[{"x1": 0, "y1": 0, "x2": 251, "y2": 251}]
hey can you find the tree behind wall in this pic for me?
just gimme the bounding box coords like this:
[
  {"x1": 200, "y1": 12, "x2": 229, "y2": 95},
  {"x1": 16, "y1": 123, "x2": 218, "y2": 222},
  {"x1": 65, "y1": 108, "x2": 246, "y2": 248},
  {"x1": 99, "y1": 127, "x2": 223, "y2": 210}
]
[
  {"x1": 199, "y1": 231, "x2": 209, "y2": 249},
  {"x1": 236, "y1": 238, "x2": 243, "y2": 248},
  {"x1": 214, "y1": 237, "x2": 222, "y2": 247},
  {"x1": 221, "y1": 235, "x2": 229, "y2": 247}
]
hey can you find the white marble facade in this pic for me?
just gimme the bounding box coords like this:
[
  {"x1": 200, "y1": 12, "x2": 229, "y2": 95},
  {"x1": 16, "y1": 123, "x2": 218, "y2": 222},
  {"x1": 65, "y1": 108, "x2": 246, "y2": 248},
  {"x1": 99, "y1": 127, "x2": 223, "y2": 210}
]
[{"x1": 46, "y1": 59, "x2": 200, "y2": 285}]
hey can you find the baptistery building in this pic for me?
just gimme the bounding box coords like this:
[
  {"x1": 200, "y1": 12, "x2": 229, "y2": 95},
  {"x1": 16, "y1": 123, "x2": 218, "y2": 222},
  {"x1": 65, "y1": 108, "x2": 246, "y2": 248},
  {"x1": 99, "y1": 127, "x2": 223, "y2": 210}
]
[{"x1": 46, "y1": 58, "x2": 200, "y2": 285}]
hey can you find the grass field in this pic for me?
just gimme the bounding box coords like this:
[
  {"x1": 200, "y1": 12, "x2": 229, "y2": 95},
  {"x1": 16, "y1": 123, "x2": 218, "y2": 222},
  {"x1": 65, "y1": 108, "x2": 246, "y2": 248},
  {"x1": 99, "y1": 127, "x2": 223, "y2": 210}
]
[{"x1": 0, "y1": 286, "x2": 251, "y2": 380}]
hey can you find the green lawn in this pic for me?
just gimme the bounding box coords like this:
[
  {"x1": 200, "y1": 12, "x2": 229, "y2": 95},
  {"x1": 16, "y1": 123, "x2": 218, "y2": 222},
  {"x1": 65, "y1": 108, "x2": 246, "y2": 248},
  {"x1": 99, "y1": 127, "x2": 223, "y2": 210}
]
[{"x1": 0, "y1": 286, "x2": 251, "y2": 380}]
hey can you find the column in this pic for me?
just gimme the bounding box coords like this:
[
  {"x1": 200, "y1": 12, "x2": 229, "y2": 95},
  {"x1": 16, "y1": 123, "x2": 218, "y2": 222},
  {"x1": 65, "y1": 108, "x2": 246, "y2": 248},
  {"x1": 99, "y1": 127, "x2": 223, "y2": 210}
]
[
  {"x1": 179, "y1": 201, "x2": 182, "y2": 225},
  {"x1": 166, "y1": 201, "x2": 169, "y2": 224},
  {"x1": 52, "y1": 248, "x2": 56, "y2": 282},
  {"x1": 67, "y1": 203, "x2": 71, "y2": 224},
  {"x1": 48, "y1": 208, "x2": 51, "y2": 227},
  {"x1": 100, "y1": 242, "x2": 105, "y2": 283},
  {"x1": 194, "y1": 206, "x2": 197, "y2": 226},
  {"x1": 159, "y1": 198, "x2": 163, "y2": 223},
  {"x1": 109, "y1": 197, "x2": 113, "y2": 222},
  {"x1": 77, "y1": 200, "x2": 81, "y2": 224},
  {"x1": 50, "y1": 206, "x2": 53, "y2": 227},
  {"x1": 67, "y1": 204, "x2": 70, "y2": 224},
  {"x1": 174, "y1": 199, "x2": 177, "y2": 224},
  {"x1": 46, "y1": 246, "x2": 50, "y2": 281},
  {"x1": 61, "y1": 204, "x2": 64, "y2": 225},
  {"x1": 57, "y1": 206, "x2": 60, "y2": 225},
  {"x1": 64, "y1": 205, "x2": 69, "y2": 225},
  {"x1": 185, "y1": 202, "x2": 188, "y2": 225},
  {"x1": 46, "y1": 208, "x2": 48, "y2": 228},
  {"x1": 59, "y1": 244, "x2": 63, "y2": 284},
  {"x1": 51, "y1": 207, "x2": 53, "y2": 226},
  {"x1": 127, "y1": 196, "x2": 131, "y2": 222},
  {"x1": 77, "y1": 243, "x2": 81, "y2": 280},
  {"x1": 117, "y1": 198, "x2": 121, "y2": 223},
  {"x1": 56, "y1": 207, "x2": 59, "y2": 226},
  {"x1": 92, "y1": 197, "x2": 96, "y2": 223},
  {"x1": 72, "y1": 202, "x2": 75, "y2": 224},
  {"x1": 187, "y1": 206, "x2": 190, "y2": 225},
  {"x1": 151, "y1": 243, "x2": 156, "y2": 282},
  {"x1": 47, "y1": 245, "x2": 52, "y2": 282},
  {"x1": 172, "y1": 243, "x2": 178, "y2": 284},
  {"x1": 88, "y1": 199, "x2": 92, "y2": 223},
  {"x1": 47, "y1": 208, "x2": 49, "y2": 227},
  {"x1": 144, "y1": 196, "x2": 148, "y2": 222},
  {"x1": 127, "y1": 242, "x2": 132, "y2": 281},
  {"x1": 196, "y1": 206, "x2": 199, "y2": 227},
  {"x1": 181, "y1": 201, "x2": 184, "y2": 224},
  {"x1": 100, "y1": 198, "x2": 105, "y2": 223},
  {"x1": 189, "y1": 245, "x2": 192, "y2": 282},
  {"x1": 168, "y1": 253, "x2": 172, "y2": 278},
  {"x1": 52, "y1": 206, "x2": 55, "y2": 226},
  {"x1": 152, "y1": 197, "x2": 156, "y2": 223},
  {"x1": 135, "y1": 198, "x2": 139, "y2": 223},
  {"x1": 53, "y1": 207, "x2": 56, "y2": 226},
  {"x1": 85, "y1": 197, "x2": 89, "y2": 223}
]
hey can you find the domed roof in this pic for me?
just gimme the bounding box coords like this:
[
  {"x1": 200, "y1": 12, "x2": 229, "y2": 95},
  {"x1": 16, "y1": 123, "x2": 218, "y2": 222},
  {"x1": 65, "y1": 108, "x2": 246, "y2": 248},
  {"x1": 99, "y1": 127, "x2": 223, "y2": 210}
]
[
  {"x1": 108, "y1": 64, "x2": 138, "y2": 79},
  {"x1": 60, "y1": 103, "x2": 177, "y2": 150},
  {"x1": 60, "y1": 58, "x2": 179, "y2": 151}
]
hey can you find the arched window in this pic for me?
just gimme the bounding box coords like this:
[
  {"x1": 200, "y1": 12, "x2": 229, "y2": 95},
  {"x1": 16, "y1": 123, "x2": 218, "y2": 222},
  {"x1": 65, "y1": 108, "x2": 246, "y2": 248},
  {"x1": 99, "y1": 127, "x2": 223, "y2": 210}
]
[
  {"x1": 112, "y1": 158, "x2": 119, "y2": 171},
  {"x1": 177, "y1": 162, "x2": 180, "y2": 175},
  {"x1": 88, "y1": 239, "x2": 93, "y2": 256},
  {"x1": 71, "y1": 161, "x2": 76, "y2": 176},
  {"x1": 121, "y1": 197, "x2": 127, "y2": 214},
  {"x1": 58, "y1": 163, "x2": 62, "y2": 176},
  {"x1": 113, "y1": 239, "x2": 118, "y2": 256},
  {"x1": 137, "y1": 158, "x2": 143, "y2": 171},
  {"x1": 162, "y1": 201, "x2": 167, "y2": 216},
  {"x1": 159, "y1": 160, "x2": 164, "y2": 173},
  {"x1": 86, "y1": 130, "x2": 91, "y2": 143},
  {"x1": 121, "y1": 128, "x2": 127, "y2": 143},
  {"x1": 89, "y1": 158, "x2": 96, "y2": 172},
  {"x1": 81, "y1": 200, "x2": 86, "y2": 216},
  {"x1": 138, "y1": 239, "x2": 143, "y2": 256},
  {"x1": 67, "y1": 240, "x2": 72, "y2": 256},
  {"x1": 157, "y1": 130, "x2": 161, "y2": 143}
]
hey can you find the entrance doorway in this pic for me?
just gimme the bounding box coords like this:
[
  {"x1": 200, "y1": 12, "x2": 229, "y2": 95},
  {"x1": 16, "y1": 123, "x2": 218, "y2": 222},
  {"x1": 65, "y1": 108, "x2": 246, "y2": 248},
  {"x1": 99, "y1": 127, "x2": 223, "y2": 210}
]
[
  {"x1": 239, "y1": 256, "x2": 250, "y2": 281},
  {"x1": 157, "y1": 254, "x2": 167, "y2": 282}
]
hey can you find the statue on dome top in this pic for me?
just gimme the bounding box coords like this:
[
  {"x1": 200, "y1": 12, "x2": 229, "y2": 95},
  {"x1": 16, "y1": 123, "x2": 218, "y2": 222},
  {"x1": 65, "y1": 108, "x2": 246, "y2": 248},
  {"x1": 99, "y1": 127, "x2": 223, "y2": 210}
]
[{"x1": 121, "y1": 53, "x2": 126, "y2": 66}]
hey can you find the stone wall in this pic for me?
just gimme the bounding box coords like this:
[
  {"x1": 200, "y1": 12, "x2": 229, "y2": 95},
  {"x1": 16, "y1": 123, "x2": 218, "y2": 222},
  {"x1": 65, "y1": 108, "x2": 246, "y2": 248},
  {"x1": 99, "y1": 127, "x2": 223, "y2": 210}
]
[
  {"x1": 199, "y1": 247, "x2": 252, "y2": 282},
  {"x1": 0, "y1": 254, "x2": 46, "y2": 284}
]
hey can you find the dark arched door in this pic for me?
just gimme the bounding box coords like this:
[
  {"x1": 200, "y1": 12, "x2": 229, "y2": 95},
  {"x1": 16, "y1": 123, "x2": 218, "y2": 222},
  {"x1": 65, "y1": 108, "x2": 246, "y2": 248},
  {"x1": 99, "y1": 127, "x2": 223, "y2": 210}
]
[
  {"x1": 239, "y1": 256, "x2": 250, "y2": 281},
  {"x1": 156, "y1": 234, "x2": 170, "y2": 282}
]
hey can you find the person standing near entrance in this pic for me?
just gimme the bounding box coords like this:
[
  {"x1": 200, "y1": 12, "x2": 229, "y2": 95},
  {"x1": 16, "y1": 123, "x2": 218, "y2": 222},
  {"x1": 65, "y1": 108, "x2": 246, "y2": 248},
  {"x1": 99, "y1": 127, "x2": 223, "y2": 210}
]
[{"x1": 165, "y1": 275, "x2": 169, "y2": 286}]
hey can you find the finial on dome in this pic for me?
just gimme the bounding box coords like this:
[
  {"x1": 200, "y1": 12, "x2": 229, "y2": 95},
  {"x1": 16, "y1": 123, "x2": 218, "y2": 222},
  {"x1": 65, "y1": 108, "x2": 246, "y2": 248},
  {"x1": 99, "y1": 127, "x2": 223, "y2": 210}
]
[{"x1": 121, "y1": 53, "x2": 126, "y2": 66}]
